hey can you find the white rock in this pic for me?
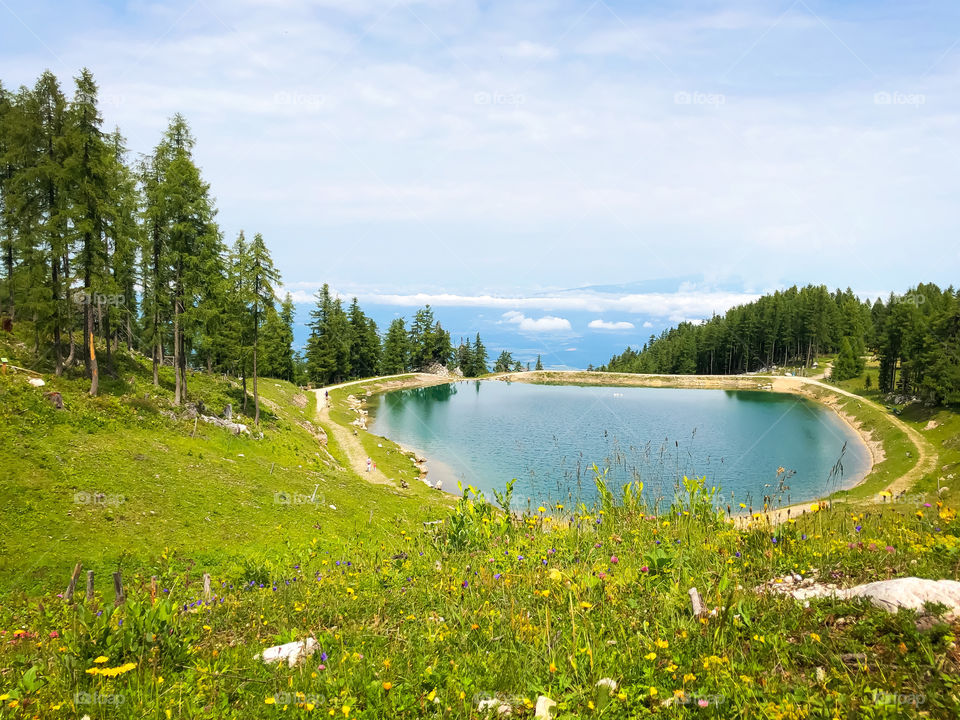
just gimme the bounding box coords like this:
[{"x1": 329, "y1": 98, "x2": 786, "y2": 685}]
[
  {"x1": 28, "y1": 377, "x2": 45, "y2": 387},
  {"x1": 769, "y1": 577, "x2": 960, "y2": 620},
  {"x1": 842, "y1": 578, "x2": 960, "y2": 618},
  {"x1": 596, "y1": 678, "x2": 618, "y2": 693},
  {"x1": 258, "y1": 637, "x2": 318, "y2": 667},
  {"x1": 534, "y1": 695, "x2": 556, "y2": 719}
]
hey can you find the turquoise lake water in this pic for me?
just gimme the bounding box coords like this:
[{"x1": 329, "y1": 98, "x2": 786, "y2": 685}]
[{"x1": 368, "y1": 381, "x2": 872, "y2": 509}]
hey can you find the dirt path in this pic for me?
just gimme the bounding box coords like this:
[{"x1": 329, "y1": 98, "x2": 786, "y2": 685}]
[
  {"x1": 312, "y1": 374, "x2": 451, "y2": 485},
  {"x1": 789, "y1": 377, "x2": 937, "y2": 495}
]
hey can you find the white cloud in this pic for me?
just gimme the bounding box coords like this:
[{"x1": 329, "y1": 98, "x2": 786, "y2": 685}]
[
  {"x1": 353, "y1": 290, "x2": 759, "y2": 321},
  {"x1": 502, "y1": 311, "x2": 572, "y2": 333},
  {"x1": 588, "y1": 319, "x2": 635, "y2": 330},
  {"x1": 642, "y1": 321, "x2": 654, "y2": 328},
  {"x1": 6, "y1": 0, "x2": 957, "y2": 296}
]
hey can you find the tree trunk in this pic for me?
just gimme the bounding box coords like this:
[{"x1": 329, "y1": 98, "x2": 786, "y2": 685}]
[
  {"x1": 52, "y1": 256, "x2": 62, "y2": 376},
  {"x1": 173, "y1": 299, "x2": 181, "y2": 405},
  {"x1": 88, "y1": 306, "x2": 98, "y2": 396},
  {"x1": 153, "y1": 333, "x2": 160, "y2": 386},
  {"x1": 65, "y1": 326, "x2": 75, "y2": 367},
  {"x1": 2, "y1": 217, "x2": 13, "y2": 320},
  {"x1": 253, "y1": 343, "x2": 259, "y2": 426},
  {"x1": 242, "y1": 372, "x2": 247, "y2": 412},
  {"x1": 103, "y1": 302, "x2": 113, "y2": 376}
]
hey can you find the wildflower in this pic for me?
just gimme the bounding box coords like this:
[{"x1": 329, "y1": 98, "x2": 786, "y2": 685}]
[
  {"x1": 810, "y1": 633, "x2": 821, "y2": 643},
  {"x1": 548, "y1": 568, "x2": 562, "y2": 581},
  {"x1": 382, "y1": 682, "x2": 392, "y2": 691},
  {"x1": 683, "y1": 673, "x2": 696, "y2": 684},
  {"x1": 265, "y1": 697, "x2": 276, "y2": 705},
  {"x1": 549, "y1": 662, "x2": 557, "y2": 673},
  {"x1": 649, "y1": 687, "x2": 658, "y2": 697},
  {"x1": 645, "y1": 652, "x2": 657, "y2": 661},
  {"x1": 94, "y1": 656, "x2": 109, "y2": 664},
  {"x1": 426, "y1": 689, "x2": 437, "y2": 702},
  {"x1": 610, "y1": 555, "x2": 619, "y2": 564},
  {"x1": 538, "y1": 506, "x2": 546, "y2": 513},
  {"x1": 655, "y1": 639, "x2": 669, "y2": 649},
  {"x1": 640, "y1": 565, "x2": 649, "y2": 573},
  {"x1": 580, "y1": 601, "x2": 593, "y2": 609}
]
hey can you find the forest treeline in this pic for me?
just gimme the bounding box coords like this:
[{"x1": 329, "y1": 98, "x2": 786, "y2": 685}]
[
  {"x1": 603, "y1": 284, "x2": 960, "y2": 404},
  {"x1": 0, "y1": 69, "x2": 507, "y2": 419}
]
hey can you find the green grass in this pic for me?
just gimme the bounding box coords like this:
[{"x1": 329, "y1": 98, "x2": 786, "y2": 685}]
[
  {"x1": 0, "y1": 331, "x2": 441, "y2": 596},
  {"x1": 3, "y1": 338, "x2": 960, "y2": 718},
  {"x1": 2, "y1": 477, "x2": 960, "y2": 718}
]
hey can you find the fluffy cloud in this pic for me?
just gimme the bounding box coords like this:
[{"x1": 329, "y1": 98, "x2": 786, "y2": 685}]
[
  {"x1": 588, "y1": 319, "x2": 635, "y2": 330},
  {"x1": 350, "y1": 290, "x2": 759, "y2": 322},
  {"x1": 502, "y1": 311, "x2": 572, "y2": 333}
]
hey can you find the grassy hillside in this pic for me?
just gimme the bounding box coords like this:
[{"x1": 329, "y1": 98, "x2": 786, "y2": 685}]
[
  {"x1": 0, "y1": 328, "x2": 443, "y2": 595},
  {"x1": 2, "y1": 338, "x2": 960, "y2": 718}
]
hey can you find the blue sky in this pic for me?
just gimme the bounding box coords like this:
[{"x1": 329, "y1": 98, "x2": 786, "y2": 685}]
[{"x1": 2, "y1": 0, "x2": 958, "y2": 367}]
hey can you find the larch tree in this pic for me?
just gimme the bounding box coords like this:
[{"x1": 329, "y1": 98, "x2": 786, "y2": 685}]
[{"x1": 248, "y1": 232, "x2": 279, "y2": 425}]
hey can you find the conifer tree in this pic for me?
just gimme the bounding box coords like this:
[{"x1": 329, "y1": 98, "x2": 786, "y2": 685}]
[
  {"x1": 248, "y1": 232, "x2": 279, "y2": 425},
  {"x1": 382, "y1": 317, "x2": 409, "y2": 374}
]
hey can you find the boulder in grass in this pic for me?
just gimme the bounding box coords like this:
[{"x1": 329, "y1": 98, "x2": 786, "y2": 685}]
[
  {"x1": 840, "y1": 578, "x2": 960, "y2": 619},
  {"x1": 28, "y1": 377, "x2": 45, "y2": 387},
  {"x1": 764, "y1": 577, "x2": 960, "y2": 622},
  {"x1": 258, "y1": 637, "x2": 318, "y2": 667}
]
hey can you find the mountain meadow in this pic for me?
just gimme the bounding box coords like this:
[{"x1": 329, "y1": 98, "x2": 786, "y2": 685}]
[{"x1": 1, "y1": 68, "x2": 960, "y2": 720}]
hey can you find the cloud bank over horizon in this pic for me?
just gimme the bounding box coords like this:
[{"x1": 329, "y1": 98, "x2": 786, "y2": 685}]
[{"x1": 2, "y1": 0, "x2": 957, "y2": 362}]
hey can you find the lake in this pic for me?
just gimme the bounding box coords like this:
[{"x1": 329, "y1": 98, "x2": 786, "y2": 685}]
[{"x1": 368, "y1": 380, "x2": 871, "y2": 509}]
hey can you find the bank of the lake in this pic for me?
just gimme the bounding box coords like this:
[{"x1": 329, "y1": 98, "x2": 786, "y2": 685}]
[{"x1": 323, "y1": 369, "x2": 934, "y2": 519}]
